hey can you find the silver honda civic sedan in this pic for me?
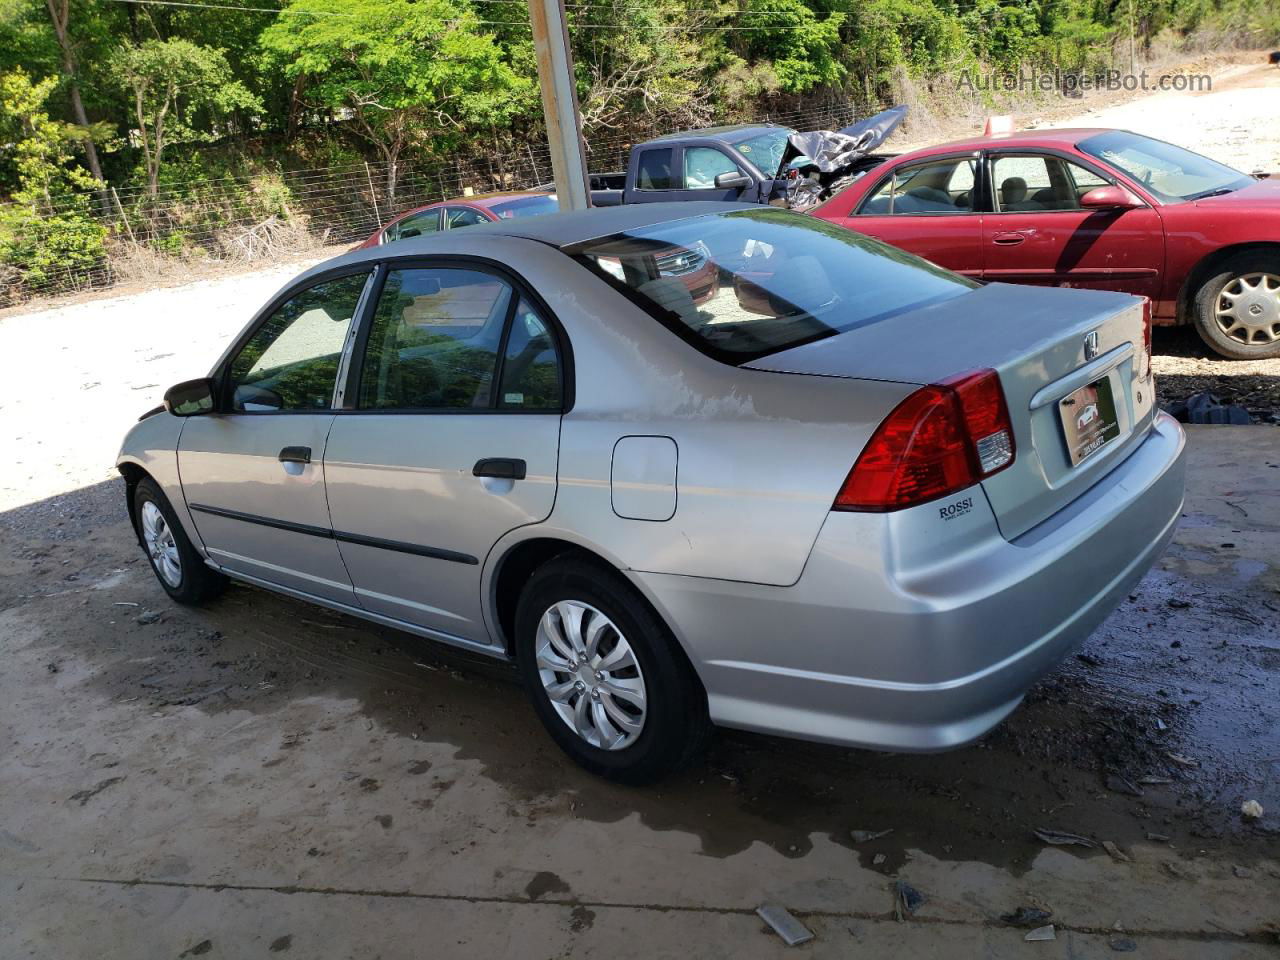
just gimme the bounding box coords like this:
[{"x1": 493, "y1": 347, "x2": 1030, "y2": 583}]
[{"x1": 118, "y1": 202, "x2": 1186, "y2": 782}]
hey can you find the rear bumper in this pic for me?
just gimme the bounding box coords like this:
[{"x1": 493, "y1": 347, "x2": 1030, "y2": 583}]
[{"x1": 633, "y1": 412, "x2": 1186, "y2": 751}]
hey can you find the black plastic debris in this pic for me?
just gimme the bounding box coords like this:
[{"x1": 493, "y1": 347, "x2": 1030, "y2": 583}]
[
  {"x1": 1000, "y1": 906, "x2": 1053, "y2": 927},
  {"x1": 1163, "y1": 392, "x2": 1252, "y2": 425}
]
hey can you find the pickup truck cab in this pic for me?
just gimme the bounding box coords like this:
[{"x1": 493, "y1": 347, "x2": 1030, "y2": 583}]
[{"x1": 609, "y1": 107, "x2": 906, "y2": 209}]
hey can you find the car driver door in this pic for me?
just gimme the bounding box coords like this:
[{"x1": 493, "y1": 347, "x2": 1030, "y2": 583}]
[
  {"x1": 322, "y1": 263, "x2": 564, "y2": 650},
  {"x1": 981, "y1": 152, "x2": 1164, "y2": 298},
  {"x1": 177, "y1": 269, "x2": 373, "y2": 604}
]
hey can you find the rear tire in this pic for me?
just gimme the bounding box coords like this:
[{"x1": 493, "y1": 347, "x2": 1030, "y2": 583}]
[
  {"x1": 1191, "y1": 252, "x2": 1280, "y2": 360},
  {"x1": 133, "y1": 477, "x2": 226, "y2": 605},
  {"x1": 514, "y1": 556, "x2": 709, "y2": 784}
]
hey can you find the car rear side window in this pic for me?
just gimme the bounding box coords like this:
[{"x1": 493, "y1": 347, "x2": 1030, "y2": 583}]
[
  {"x1": 568, "y1": 208, "x2": 975, "y2": 364},
  {"x1": 227, "y1": 272, "x2": 370, "y2": 412},
  {"x1": 359, "y1": 268, "x2": 512, "y2": 410},
  {"x1": 636, "y1": 148, "x2": 675, "y2": 190}
]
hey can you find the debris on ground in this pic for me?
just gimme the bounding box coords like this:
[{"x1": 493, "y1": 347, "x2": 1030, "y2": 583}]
[
  {"x1": 1102, "y1": 841, "x2": 1132, "y2": 863},
  {"x1": 1233, "y1": 865, "x2": 1253, "y2": 879},
  {"x1": 1167, "y1": 598, "x2": 1192, "y2": 609},
  {"x1": 894, "y1": 881, "x2": 926, "y2": 922},
  {"x1": 756, "y1": 903, "x2": 814, "y2": 946},
  {"x1": 850, "y1": 828, "x2": 893, "y2": 844},
  {"x1": 1241, "y1": 799, "x2": 1264, "y2": 819},
  {"x1": 872, "y1": 853, "x2": 886, "y2": 866},
  {"x1": 1034, "y1": 828, "x2": 1099, "y2": 849},
  {"x1": 136, "y1": 609, "x2": 162, "y2": 625},
  {"x1": 1105, "y1": 774, "x2": 1144, "y2": 797},
  {"x1": 1164, "y1": 392, "x2": 1252, "y2": 425},
  {"x1": 1025, "y1": 925, "x2": 1056, "y2": 941},
  {"x1": 1109, "y1": 937, "x2": 1138, "y2": 952},
  {"x1": 1166, "y1": 752, "x2": 1200, "y2": 768},
  {"x1": 1000, "y1": 907, "x2": 1053, "y2": 928}
]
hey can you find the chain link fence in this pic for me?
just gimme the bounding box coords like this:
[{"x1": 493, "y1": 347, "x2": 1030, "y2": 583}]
[{"x1": 1, "y1": 95, "x2": 883, "y2": 307}]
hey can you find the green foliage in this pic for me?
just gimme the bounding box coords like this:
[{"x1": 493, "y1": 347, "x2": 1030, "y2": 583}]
[
  {"x1": 261, "y1": 0, "x2": 529, "y2": 197},
  {"x1": 111, "y1": 38, "x2": 262, "y2": 194},
  {"x1": 0, "y1": 69, "x2": 105, "y2": 287}
]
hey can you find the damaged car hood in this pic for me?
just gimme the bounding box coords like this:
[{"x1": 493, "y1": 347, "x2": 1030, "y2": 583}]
[{"x1": 781, "y1": 105, "x2": 908, "y2": 174}]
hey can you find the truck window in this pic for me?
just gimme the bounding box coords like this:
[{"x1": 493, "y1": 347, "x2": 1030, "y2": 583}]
[
  {"x1": 637, "y1": 149, "x2": 675, "y2": 190},
  {"x1": 684, "y1": 148, "x2": 741, "y2": 189}
]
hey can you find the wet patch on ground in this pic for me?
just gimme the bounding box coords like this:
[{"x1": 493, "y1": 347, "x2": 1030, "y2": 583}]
[{"x1": 2, "y1": 472, "x2": 1276, "y2": 878}]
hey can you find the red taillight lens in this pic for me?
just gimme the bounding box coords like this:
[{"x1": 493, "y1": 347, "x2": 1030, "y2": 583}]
[{"x1": 835, "y1": 370, "x2": 1015, "y2": 512}]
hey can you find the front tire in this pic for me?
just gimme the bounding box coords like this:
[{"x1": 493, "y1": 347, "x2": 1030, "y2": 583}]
[
  {"x1": 514, "y1": 556, "x2": 709, "y2": 784},
  {"x1": 1191, "y1": 252, "x2": 1280, "y2": 360},
  {"x1": 133, "y1": 477, "x2": 226, "y2": 605}
]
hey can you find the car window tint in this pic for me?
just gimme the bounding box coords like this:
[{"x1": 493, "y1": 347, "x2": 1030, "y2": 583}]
[
  {"x1": 358, "y1": 268, "x2": 512, "y2": 410},
  {"x1": 684, "y1": 147, "x2": 740, "y2": 189},
  {"x1": 445, "y1": 206, "x2": 488, "y2": 229},
  {"x1": 388, "y1": 209, "x2": 439, "y2": 242},
  {"x1": 860, "y1": 158, "x2": 976, "y2": 214},
  {"x1": 992, "y1": 155, "x2": 1079, "y2": 212},
  {"x1": 227, "y1": 272, "x2": 369, "y2": 412},
  {"x1": 499, "y1": 299, "x2": 561, "y2": 410},
  {"x1": 637, "y1": 148, "x2": 675, "y2": 190}
]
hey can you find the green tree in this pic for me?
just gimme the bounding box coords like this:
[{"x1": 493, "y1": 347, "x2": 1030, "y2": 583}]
[
  {"x1": 111, "y1": 38, "x2": 261, "y2": 197},
  {"x1": 0, "y1": 69, "x2": 105, "y2": 290},
  {"x1": 260, "y1": 0, "x2": 529, "y2": 203}
]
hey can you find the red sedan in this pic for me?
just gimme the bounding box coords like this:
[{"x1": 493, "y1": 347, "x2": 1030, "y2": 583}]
[
  {"x1": 354, "y1": 192, "x2": 560, "y2": 250},
  {"x1": 812, "y1": 128, "x2": 1280, "y2": 359}
]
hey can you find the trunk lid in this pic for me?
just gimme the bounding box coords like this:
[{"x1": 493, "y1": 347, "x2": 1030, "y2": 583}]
[{"x1": 745, "y1": 282, "x2": 1155, "y2": 539}]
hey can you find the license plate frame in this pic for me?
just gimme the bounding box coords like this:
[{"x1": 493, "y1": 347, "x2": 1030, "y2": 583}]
[{"x1": 1058, "y1": 375, "x2": 1121, "y2": 466}]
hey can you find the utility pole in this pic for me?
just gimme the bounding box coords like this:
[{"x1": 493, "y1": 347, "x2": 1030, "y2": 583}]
[{"x1": 527, "y1": 0, "x2": 591, "y2": 210}]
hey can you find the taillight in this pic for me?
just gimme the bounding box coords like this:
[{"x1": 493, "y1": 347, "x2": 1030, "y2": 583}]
[
  {"x1": 1140, "y1": 297, "x2": 1153, "y2": 380},
  {"x1": 834, "y1": 369, "x2": 1015, "y2": 512}
]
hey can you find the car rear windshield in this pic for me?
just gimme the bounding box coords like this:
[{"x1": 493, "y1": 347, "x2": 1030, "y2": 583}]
[
  {"x1": 489, "y1": 195, "x2": 560, "y2": 219},
  {"x1": 1078, "y1": 131, "x2": 1253, "y2": 203},
  {"x1": 565, "y1": 208, "x2": 975, "y2": 364}
]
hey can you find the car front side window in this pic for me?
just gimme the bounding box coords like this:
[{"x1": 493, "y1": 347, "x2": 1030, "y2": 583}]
[
  {"x1": 445, "y1": 206, "x2": 490, "y2": 229},
  {"x1": 991, "y1": 154, "x2": 1102, "y2": 212},
  {"x1": 226, "y1": 272, "x2": 370, "y2": 412},
  {"x1": 684, "y1": 147, "x2": 741, "y2": 189},
  {"x1": 859, "y1": 158, "x2": 977, "y2": 215},
  {"x1": 385, "y1": 210, "x2": 440, "y2": 243}
]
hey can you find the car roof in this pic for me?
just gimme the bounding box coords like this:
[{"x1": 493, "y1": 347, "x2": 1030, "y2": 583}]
[
  {"x1": 394, "y1": 191, "x2": 552, "y2": 216},
  {"x1": 643, "y1": 123, "x2": 788, "y2": 144},
  {"x1": 896, "y1": 127, "x2": 1118, "y2": 155},
  {"x1": 374, "y1": 201, "x2": 748, "y2": 252}
]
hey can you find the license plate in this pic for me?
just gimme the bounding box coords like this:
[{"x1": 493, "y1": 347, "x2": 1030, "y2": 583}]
[{"x1": 1058, "y1": 376, "x2": 1121, "y2": 466}]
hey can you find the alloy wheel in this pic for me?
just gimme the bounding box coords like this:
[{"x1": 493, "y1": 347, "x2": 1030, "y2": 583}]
[
  {"x1": 1215, "y1": 272, "x2": 1280, "y2": 345},
  {"x1": 140, "y1": 501, "x2": 182, "y2": 588},
  {"x1": 535, "y1": 600, "x2": 648, "y2": 750}
]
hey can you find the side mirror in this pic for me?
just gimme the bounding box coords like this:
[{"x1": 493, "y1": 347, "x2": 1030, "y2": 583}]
[
  {"x1": 714, "y1": 171, "x2": 753, "y2": 191},
  {"x1": 163, "y1": 377, "x2": 217, "y2": 417},
  {"x1": 1080, "y1": 185, "x2": 1141, "y2": 210}
]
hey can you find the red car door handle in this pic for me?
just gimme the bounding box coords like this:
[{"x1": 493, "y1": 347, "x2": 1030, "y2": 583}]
[{"x1": 992, "y1": 232, "x2": 1026, "y2": 245}]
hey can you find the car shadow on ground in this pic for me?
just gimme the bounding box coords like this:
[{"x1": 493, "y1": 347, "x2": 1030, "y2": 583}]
[{"x1": 2, "y1": 473, "x2": 1275, "y2": 876}]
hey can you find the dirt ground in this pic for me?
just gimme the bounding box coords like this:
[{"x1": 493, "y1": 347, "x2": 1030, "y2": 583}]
[{"x1": 1, "y1": 428, "x2": 1278, "y2": 958}]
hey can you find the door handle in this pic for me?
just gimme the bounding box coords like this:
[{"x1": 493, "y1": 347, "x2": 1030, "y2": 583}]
[
  {"x1": 473, "y1": 458, "x2": 526, "y2": 480},
  {"x1": 278, "y1": 446, "x2": 312, "y2": 464},
  {"x1": 992, "y1": 232, "x2": 1026, "y2": 245}
]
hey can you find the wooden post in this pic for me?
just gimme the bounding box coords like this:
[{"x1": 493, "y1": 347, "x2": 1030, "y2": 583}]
[
  {"x1": 527, "y1": 0, "x2": 591, "y2": 210},
  {"x1": 110, "y1": 187, "x2": 137, "y2": 246},
  {"x1": 364, "y1": 162, "x2": 383, "y2": 227}
]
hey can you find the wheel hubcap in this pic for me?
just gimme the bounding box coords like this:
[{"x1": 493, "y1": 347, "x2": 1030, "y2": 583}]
[
  {"x1": 140, "y1": 501, "x2": 182, "y2": 588},
  {"x1": 535, "y1": 600, "x2": 647, "y2": 751},
  {"x1": 1214, "y1": 272, "x2": 1280, "y2": 345}
]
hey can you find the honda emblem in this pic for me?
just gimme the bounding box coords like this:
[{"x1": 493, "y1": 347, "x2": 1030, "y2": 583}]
[{"x1": 1083, "y1": 331, "x2": 1099, "y2": 361}]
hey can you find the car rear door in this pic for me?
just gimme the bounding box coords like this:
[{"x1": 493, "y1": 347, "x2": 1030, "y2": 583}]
[
  {"x1": 177, "y1": 269, "x2": 374, "y2": 604},
  {"x1": 981, "y1": 151, "x2": 1164, "y2": 298},
  {"x1": 835, "y1": 154, "x2": 984, "y2": 278},
  {"x1": 322, "y1": 261, "x2": 565, "y2": 650}
]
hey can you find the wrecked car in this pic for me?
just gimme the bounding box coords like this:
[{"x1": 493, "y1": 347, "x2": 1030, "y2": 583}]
[{"x1": 592, "y1": 106, "x2": 906, "y2": 210}]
